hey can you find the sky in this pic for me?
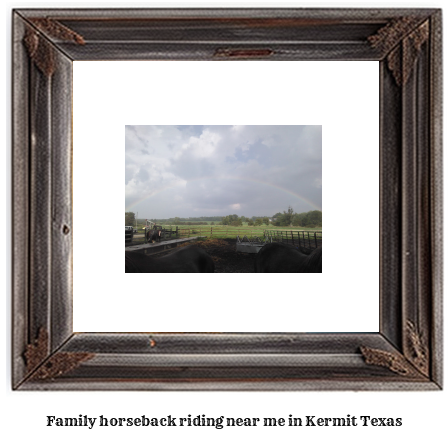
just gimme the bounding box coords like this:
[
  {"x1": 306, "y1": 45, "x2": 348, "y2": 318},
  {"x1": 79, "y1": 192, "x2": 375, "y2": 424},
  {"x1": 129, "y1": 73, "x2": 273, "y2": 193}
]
[{"x1": 125, "y1": 125, "x2": 322, "y2": 219}]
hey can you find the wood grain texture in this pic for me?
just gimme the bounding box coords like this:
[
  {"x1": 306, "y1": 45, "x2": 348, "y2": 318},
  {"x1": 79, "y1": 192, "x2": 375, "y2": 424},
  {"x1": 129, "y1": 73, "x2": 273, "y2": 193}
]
[
  {"x1": 12, "y1": 7, "x2": 442, "y2": 391},
  {"x1": 12, "y1": 12, "x2": 30, "y2": 387},
  {"x1": 428, "y1": 10, "x2": 443, "y2": 388}
]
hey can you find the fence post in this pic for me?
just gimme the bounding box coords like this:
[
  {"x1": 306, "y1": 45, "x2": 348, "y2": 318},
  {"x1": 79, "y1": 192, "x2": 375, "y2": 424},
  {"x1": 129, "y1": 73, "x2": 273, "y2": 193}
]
[
  {"x1": 211, "y1": 227, "x2": 213, "y2": 237},
  {"x1": 314, "y1": 232, "x2": 318, "y2": 248},
  {"x1": 291, "y1": 231, "x2": 294, "y2": 246}
]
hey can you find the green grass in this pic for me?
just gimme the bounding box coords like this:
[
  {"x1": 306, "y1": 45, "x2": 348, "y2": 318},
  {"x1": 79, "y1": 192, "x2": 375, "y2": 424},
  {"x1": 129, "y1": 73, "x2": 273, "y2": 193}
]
[
  {"x1": 131, "y1": 223, "x2": 321, "y2": 239},
  {"x1": 129, "y1": 225, "x2": 321, "y2": 245},
  {"x1": 175, "y1": 224, "x2": 321, "y2": 231},
  {"x1": 173, "y1": 224, "x2": 321, "y2": 239}
]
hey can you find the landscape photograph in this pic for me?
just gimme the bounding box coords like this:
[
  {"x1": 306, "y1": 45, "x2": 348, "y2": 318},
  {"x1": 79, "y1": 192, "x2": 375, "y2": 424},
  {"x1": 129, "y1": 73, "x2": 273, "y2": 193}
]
[{"x1": 125, "y1": 125, "x2": 322, "y2": 273}]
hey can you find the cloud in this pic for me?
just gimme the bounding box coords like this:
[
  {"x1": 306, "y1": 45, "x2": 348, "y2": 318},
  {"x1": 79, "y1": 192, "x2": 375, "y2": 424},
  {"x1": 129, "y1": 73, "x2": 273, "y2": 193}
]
[{"x1": 125, "y1": 125, "x2": 322, "y2": 218}]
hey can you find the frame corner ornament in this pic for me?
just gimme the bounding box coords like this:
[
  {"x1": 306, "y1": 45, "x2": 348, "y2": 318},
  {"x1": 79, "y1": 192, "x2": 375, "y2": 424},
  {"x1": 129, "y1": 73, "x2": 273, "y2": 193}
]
[
  {"x1": 23, "y1": 17, "x2": 85, "y2": 77},
  {"x1": 405, "y1": 320, "x2": 429, "y2": 377},
  {"x1": 368, "y1": 17, "x2": 429, "y2": 86},
  {"x1": 359, "y1": 346, "x2": 424, "y2": 379},
  {"x1": 24, "y1": 328, "x2": 95, "y2": 381},
  {"x1": 24, "y1": 327, "x2": 50, "y2": 374}
]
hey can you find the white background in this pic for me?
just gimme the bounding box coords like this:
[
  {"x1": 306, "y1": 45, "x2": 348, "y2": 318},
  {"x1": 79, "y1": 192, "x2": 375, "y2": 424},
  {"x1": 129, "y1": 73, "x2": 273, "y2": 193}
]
[
  {"x1": 73, "y1": 60, "x2": 379, "y2": 333},
  {"x1": 3, "y1": 1, "x2": 446, "y2": 438}
]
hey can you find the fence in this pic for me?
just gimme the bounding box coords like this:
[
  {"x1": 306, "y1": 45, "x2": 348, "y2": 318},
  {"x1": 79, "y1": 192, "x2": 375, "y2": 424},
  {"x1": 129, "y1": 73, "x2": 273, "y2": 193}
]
[
  {"x1": 264, "y1": 230, "x2": 322, "y2": 250},
  {"x1": 176, "y1": 226, "x2": 267, "y2": 239},
  {"x1": 125, "y1": 228, "x2": 133, "y2": 243},
  {"x1": 131, "y1": 226, "x2": 322, "y2": 249},
  {"x1": 144, "y1": 226, "x2": 177, "y2": 243},
  {"x1": 175, "y1": 226, "x2": 322, "y2": 244}
]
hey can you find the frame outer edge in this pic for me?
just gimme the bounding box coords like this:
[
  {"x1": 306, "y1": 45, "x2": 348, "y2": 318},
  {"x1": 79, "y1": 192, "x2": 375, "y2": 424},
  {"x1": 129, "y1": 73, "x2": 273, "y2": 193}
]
[
  {"x1": 18, "y1": 380, "x2": 441, "y2": 392},
  {"x1": 14, "y1": 7, "x2": 439, "y2": 20},
  {"x1": 399, "y1": 16, "x2": 440, "y2": 381},
  {"x1": 13, "y1": 14, "x2": 76, "y2": 388},
  {"x1": 12, "y1": 11, "x2": 30, "y2": 388},
  {"x1": 429, "y1": 9, "x2": 443, "y2": 388}
]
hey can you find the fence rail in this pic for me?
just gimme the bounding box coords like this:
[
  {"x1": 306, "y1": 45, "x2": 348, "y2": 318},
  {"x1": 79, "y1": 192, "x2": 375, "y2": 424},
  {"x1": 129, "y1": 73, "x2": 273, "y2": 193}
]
[
  {"x1": 125, "y1": 229, "x2": 133, "y2": 243},
  {"x1": 129, "y1": 226, "x2": 322, "y2": 249},
  {"x1": 264, "y1": 230, "x2": 322, "y2": 250},
  {"x1": 176, "y1": 227, "x2": 322, "y2": 244}
]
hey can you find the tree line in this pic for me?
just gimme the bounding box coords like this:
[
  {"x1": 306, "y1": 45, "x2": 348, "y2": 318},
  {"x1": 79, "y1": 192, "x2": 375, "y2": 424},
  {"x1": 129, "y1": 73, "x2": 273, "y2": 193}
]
[
  {"x1": 219, "y1": 208, "x2": 321, "y2": 227},
  {"x1": 220, "y1": 214, "x2": 270, "y2": 227},
  {"x1": 272, "y1": 207, "x2": 322, "y2": 227},
  {"x1": 126, "y1": 207, "x2": 321, "y2": 228},
  {"x1": 125, "y1": 212, "x2": 135, "y2": 227}
]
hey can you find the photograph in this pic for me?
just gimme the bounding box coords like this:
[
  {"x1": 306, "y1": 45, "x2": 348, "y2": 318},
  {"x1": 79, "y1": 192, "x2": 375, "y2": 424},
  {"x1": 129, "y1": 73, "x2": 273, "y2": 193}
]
[{"x1": 124, "y1": 125, "x2": 322, "y2": 273}]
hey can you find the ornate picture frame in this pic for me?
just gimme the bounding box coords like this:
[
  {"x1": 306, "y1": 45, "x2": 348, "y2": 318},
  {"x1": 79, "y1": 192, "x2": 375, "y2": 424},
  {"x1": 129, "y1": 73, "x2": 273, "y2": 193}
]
[{"x1": 12, "y1": 8, "x2": 442, "y2": 390}]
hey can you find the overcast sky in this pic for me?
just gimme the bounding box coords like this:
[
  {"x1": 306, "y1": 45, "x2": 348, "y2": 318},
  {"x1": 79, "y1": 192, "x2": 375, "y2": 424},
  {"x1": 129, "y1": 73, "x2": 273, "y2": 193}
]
[{"x1": 125, "y1": 125, "x2": 322, "y2": 219}]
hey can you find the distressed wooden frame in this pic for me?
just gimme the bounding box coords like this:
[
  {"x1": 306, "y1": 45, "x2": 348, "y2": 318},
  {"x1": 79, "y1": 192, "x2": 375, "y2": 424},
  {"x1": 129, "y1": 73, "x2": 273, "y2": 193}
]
[{"x1": 12, "y1": 8, "x2": 442, "y2": 390}]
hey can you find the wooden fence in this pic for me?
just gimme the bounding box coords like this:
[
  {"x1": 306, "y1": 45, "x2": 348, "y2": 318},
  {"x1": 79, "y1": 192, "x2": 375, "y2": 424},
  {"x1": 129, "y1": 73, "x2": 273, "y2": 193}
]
[
  {"x1": 175, "y1": 227, "x2": 322, "y2": 245},
  {"x1": 129, "y1": 227, "x2": 322, "y2": 250},
  {"x1": 264, "y1": 230, "x2": 322, "y2": 250},
  {"x1": 125, "y1": 228, "x2": 133, "y2": 243}
]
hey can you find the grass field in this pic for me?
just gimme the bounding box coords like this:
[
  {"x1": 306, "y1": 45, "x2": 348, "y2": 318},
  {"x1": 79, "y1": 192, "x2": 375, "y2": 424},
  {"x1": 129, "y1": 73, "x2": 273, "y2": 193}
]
[
  {"x1": 171, "y1": 224, "x2": 321, "y2": 239},
  {"x1": 130, "y1": 224, "x2": 322, "y2": 250}
]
